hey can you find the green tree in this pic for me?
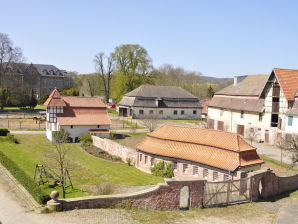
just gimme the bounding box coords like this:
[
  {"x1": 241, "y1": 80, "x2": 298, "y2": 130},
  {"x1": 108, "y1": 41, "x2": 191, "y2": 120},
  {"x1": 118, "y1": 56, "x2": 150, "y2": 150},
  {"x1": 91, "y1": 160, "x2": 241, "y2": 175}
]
[
  {"x1": 29, "y1": 89, "x2": 37, "y2": 109},
  {"x1": 207, "y1": 85, "x2": 215, "y2": 98},
  {"x1": 0, "y1": 88, "x2": 9, "y2": 109},
  {"x1": 112, "y1": 44, "x2": 153, "y2": 100},
  {"x1": 151, "y1": 161, "x2": 174, "y2": 178}
]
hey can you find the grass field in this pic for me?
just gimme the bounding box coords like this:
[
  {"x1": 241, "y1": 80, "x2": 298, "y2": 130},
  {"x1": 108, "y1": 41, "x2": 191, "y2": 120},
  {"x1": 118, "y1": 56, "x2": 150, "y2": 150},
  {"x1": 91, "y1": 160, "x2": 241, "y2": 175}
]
[
  {"x1": 2, "y1": 105, "x2": 46, "y2": 110},
  {"x1": 0, "y1": 134, "x2": 162, "y2": 198}
]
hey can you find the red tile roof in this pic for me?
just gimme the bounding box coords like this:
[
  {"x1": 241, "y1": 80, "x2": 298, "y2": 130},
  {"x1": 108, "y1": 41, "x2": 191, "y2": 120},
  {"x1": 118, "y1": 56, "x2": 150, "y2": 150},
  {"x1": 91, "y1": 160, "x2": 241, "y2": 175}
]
[
  {"x1": 62, "y1": 96, "x2": 106, "y2": 108},
  {"x1": 273, "y1": 68, "x2": 298, "y2": 101},
  {"x1": 43, "y1": 89, "x2": 66, "y2": 107},
  {"x1": 137, "y1": 124, "x2": 263, "y2": 172}
]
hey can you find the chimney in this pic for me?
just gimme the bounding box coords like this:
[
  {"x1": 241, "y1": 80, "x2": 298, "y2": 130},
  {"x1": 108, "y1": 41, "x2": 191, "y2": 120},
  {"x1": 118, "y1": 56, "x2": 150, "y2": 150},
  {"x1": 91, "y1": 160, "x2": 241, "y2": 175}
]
[{"x1": 234, "y1": 77, "x2": 238, "y2": 86}]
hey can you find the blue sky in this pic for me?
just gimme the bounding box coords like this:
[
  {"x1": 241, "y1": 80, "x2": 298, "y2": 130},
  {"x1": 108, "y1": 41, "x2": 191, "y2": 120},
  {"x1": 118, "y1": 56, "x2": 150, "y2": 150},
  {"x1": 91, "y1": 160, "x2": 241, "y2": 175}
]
[{"x1": 1, "y1": 0, "x2": 298, "y2": 77}]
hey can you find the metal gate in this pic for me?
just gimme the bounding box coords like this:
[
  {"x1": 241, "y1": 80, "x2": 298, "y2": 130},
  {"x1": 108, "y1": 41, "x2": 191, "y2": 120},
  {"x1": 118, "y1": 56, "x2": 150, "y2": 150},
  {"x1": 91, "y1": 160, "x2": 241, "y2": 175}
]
[{"x1": 203, "y1": 177, "x2": 251, "y2": 207}]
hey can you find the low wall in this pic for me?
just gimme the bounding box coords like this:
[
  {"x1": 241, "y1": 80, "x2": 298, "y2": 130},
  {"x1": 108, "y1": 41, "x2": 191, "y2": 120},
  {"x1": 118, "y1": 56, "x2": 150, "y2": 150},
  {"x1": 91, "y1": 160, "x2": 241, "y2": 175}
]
[
  {"x1": 92, "y1": 136, "x2": 137, "y2": 164},
  {"x1": 52, "y1": 179, "x2": 206, "y2": 210}
]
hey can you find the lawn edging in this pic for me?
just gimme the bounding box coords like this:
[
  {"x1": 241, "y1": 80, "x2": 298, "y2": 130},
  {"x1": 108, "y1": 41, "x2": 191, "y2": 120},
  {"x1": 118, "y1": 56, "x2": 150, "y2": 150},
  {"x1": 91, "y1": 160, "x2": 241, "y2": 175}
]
[
  {"x1": 260, "y1": 155, "x2": 298, "y2": 171},
  {"x1": 0, "y1": 150, "x2": 50, "y2": 205}
]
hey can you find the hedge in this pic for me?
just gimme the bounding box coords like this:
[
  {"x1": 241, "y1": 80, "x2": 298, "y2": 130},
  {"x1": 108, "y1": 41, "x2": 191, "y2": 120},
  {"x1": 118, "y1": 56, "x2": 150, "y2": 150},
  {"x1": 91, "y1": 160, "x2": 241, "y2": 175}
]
[
  {"x1": 0, "y1": 129, "x2": 9, "y2": 136},
  {"x1": 0, "y1": 151, "x2": 50, "y2": 204}
]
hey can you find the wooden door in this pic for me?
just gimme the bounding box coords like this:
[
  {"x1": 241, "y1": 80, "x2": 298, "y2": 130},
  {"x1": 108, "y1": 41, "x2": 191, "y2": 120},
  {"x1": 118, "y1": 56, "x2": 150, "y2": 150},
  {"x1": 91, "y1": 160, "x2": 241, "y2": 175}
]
[
  {"x1": 265, "y1": 130, "x2": 269, "y2": 143},
  {"x1": 217, "y1": 121, "x2": 224, "y2": 131},
  {"x1": 237, "y1": 125, "x2": 244, "y2": 136},
  {"x1": 208, "y1": 119, "x2": 214, "y2": 129}
]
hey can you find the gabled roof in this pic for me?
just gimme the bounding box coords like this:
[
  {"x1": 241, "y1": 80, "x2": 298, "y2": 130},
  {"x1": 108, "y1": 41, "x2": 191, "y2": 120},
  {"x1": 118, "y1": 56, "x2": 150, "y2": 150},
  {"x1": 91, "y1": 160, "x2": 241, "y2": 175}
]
[
  {"x1": 286, "y1": 91, "x2": 298, "y2": 115},
  {"x1": 124, "y1": 85, "x2": 198, "y2": 99},
  {"x1": 43, "y1": 89, "x2": 66, "y2": 107},
  {"x1": 216, "y1": 74, "x2": 269, "y2": 96},
  {"x1": 273, "y1": 68, "x2": 298, "y2": 101},
  {"x1": 62, "y1": 96, "x2": 106, "y2": 108},
  {"x1": 137, "y1": 124, "x2": 263, "y2": 172}
]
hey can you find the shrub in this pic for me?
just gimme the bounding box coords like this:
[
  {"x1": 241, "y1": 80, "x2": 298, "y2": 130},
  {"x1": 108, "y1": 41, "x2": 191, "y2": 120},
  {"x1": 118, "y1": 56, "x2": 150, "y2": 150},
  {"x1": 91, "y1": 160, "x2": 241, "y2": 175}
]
[
  {"x1": 0, "y1": 129, "x2": 9, "y2": 136},
  {"x1": 6, "y1": 133, "x2": 19, "y2": 144},
  {"x1": 151, "y1": 161, "x2": 174, "y2": 178},
  {"x1": 0, "y1": 151, "x2": 50, "y2": 204},
  {"x1": 126, "y1": 157, "x2": 132, "y2": 166},
  {"x1": 79, "y1": 133, "x2": 93, "y2": 146}
]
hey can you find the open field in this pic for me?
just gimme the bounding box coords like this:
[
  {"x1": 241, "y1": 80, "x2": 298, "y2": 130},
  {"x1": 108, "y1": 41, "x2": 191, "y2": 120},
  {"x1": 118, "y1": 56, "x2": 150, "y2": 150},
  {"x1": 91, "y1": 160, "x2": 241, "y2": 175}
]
[
  {"x1": 0, "y1": 118, "x2": 46, "y2": 129},
  {"x1": 0, "y1": 134, "x2": 162, "y2": 198},
  {"x1": 1, "y1": 105, "x2": 46, "y2": 110}
]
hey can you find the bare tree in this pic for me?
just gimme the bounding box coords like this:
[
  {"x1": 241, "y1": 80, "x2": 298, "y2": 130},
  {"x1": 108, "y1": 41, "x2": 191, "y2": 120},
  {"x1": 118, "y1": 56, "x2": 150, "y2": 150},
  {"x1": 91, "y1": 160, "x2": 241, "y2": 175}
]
[
  {"x1": 275, "y1": 133, "x2": 286, "y2": 164},
  {"x1": 141, "y1": 115, "x2": 160, "y2": 132},
  {"x1": 275, "y1": 133, "x2": 298, "y2": 167},
  {"x1": 94, "y1": 52, "x2": 115, "y2": 103},
  {"x1": 246, "y1": 127, "x2": 259, "y2": 145},
  {"x1": 48, "y1": 129, "x2": 71, "y2": 198},
  {"x1": 0, "y1": 33, "x2": 24, "y2": 87}
]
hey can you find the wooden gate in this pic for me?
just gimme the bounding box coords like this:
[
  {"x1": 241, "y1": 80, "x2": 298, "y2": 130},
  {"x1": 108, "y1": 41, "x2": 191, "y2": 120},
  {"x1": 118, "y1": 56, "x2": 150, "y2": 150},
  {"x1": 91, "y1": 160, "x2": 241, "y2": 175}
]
[{"x1": 203, "y1": 177, "x2": 251, "y2": 207}]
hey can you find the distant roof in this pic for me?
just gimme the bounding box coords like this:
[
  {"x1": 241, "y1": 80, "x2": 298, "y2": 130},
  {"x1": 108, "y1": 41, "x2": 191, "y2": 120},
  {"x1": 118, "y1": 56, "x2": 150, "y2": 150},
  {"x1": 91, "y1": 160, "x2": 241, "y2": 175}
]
[
  {"x1": 201, "y1": 98, "x2": 211, "y2": 114},
  {"x1": 273, "y1": 68, "x2": 298, "y2": 101},
  {"x1": 286, "y1": 91, "x2": 298, "y2": 115},
  {"x1": 125, "y1": 85, "x2": 198, "y2": 99},
  {"x1": 208, "y1": 96, "x2": 264, "y2": 112},
  {"x1": 137, "y1": 124, "x2": 263, "y2": 172},
  {"x1": 62, "y1": 96, "x2": 106, "y2": 108},
  {"x1": 216, "y1": 74, "x2": 269, "y2": 96}
]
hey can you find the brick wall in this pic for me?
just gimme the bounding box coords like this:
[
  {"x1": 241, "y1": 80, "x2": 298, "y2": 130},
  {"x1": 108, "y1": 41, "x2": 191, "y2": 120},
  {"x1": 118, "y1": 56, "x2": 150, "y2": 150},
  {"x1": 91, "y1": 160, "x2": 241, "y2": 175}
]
[
  {"x1": 92, "y1": 136, "x2": 137, "y2": 164},
  {"x1": 58, "y1": 179, "x2": 206, "y2": 210}
]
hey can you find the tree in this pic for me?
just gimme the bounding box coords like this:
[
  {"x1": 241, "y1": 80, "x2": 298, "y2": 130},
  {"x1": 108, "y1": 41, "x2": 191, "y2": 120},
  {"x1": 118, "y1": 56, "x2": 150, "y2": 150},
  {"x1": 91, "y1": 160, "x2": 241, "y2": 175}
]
[
  {"x1": 0, "y1": 88, "x2": 9, "y2": 109},
  {"x1": 29, "y1": 88, "x2": 38, "y2": 109},
  {"x1": 276, "y1": 134, "x2": 298, "y2": 167},
  {"x1": 141, "y1": 115, "x2": 160, "y2": 132},
  {"x1": 246, "y1": 127, "x2": 259, "y2": 145},
  {"x1": 50, "y1": 129, "x2": 71, "y2": 198},
  {"x1": 94, "y1": 52, "x2": 115, "y2": 103},
  {"x1": 0, "y1": 33, "x2": 24, "y2": 87},
  {"x1": 207, "y1": 85, "x2": 215, "y2": 98},
  {"x1": 112, "y1": 44, "x2": 153, "y2": 99}
]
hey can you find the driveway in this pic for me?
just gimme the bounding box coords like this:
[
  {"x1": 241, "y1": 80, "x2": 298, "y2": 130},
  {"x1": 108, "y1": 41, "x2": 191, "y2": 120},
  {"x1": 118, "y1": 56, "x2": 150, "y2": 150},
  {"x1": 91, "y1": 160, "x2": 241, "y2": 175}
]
[{"x1": 277, "y1": 198, "x2": 298, "y2": 224}]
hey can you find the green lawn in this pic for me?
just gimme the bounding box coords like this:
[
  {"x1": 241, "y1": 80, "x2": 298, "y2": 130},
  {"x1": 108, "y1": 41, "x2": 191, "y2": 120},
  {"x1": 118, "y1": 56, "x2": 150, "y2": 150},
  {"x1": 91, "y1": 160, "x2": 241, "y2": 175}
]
[
  {"x1": 0, "y1": 134, "x2": 162, "y2": 198},
  {"x1": 2, "y1": 105, "x2": 46, "y2": 110}
]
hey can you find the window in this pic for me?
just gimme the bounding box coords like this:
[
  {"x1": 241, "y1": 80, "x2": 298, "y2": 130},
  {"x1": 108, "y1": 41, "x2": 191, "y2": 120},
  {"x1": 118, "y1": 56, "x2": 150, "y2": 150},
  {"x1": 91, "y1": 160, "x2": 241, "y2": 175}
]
[
  {"x1": 183, "y1": 164, "x2": 188, "y2": 174},
  {"x1": 181, "y1": 110, "x2": 185, "y2": 115},
  {"x1": 139, "y1": 154, "x2": 142, "y2": 161},
  {"x1": 173, "y1": 162, "x2": 177, "y2": 171},
  {"x1": 97, "y1": 125, "x2": 100, "y2": 128},
  {"x1": 193, "y1": 166, "x2": 199, "y2": 176},
  {"x1": 288, "y1": 116, "x2": 293, "y2": 126},
  {"x1": 259, "y1": 113, "x2": 263, "y2": 122},
  {"x1": 149, "y1": 110, "x2": 154, "y2": 115},
  {"x1": 224, "y1": 174, "x2": 230, "y2": 181},
  {"x1": 174, "y1": 110, "x2": 178, "y2": 115},
  {"x1": 159, "y1": 110, "x2": 163, "y2": 115},
  {"x1": 145, "y1": 155, "x2": 148, "y2": 164},
  {"x1": 139, "y1": 109, "x2": 144, "y2": 115},
  {"x1": 203, "y1": 169, "x2": 208, "y2": 179},
  {"x1": 193, "y1": 110, "x2": 197, "y2": 115},
  {"x1": 220, "y1": 109, "x2": 224, "y2": 116},
  {"x1": 213, "y1": 171, "x2": 218, "y2": 181},
  {"x1": 241, "y1": 111, "x2": 244, "y2": 118},
  {"x1": 70, "y1": 125, "x2": 73, "y2": 129},
  {"x1": 151, "y1": 157, "x2": 155, "y2": 166}
]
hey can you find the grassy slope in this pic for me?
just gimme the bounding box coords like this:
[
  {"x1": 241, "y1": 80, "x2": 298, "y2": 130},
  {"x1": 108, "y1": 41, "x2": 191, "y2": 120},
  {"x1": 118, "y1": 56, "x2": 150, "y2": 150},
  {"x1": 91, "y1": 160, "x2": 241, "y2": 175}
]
[{"x1": 0, "y1": 134, "x2": 162, "y2": 198}]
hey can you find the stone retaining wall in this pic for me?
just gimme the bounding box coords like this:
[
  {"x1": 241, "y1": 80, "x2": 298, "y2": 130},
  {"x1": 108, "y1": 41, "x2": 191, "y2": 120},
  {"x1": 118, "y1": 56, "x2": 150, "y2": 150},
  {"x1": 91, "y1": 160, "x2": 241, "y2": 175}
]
[{"x1": 92, "y1": 136, "x2": 137, "y2": 164}]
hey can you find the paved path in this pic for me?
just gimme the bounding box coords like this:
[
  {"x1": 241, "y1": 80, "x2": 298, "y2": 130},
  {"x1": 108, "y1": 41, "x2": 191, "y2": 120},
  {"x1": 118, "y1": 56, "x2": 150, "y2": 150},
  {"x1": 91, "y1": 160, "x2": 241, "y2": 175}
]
[
  {"x1": 11, "y1": 130, "x2": 46, "y2": 134},
  {"x1": 277, "y1": 198, "x2": 298, "y2": 224},
  {"x1": 254, "y1": 141, "x2": 295, "y2": 166}
]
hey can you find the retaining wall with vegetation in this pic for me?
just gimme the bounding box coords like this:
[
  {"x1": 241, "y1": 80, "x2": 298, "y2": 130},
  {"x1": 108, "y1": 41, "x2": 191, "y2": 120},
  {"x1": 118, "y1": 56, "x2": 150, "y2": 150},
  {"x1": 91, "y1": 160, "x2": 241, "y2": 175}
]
[{"x1": 92, "y1": 136, "x2": 137, "y2": 164}]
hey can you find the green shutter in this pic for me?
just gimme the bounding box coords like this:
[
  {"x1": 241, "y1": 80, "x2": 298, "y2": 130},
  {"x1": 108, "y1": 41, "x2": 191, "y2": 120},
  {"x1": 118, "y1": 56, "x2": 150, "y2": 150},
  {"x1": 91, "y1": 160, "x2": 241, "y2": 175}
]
[{"x1": 288, "y1": 116, "x2": 293, "y2": 126}]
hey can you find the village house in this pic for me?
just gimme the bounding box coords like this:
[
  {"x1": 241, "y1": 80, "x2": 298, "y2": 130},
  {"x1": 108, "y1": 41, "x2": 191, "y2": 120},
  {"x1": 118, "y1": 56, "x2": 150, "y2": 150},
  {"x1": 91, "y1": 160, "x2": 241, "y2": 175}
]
[
  {"x1": 208, "y1": 68, "x2": 298, "y2": 143},
  {"x1": 136, "y1": 124, "x2": 263, "y2": 181},
  {"x1": 285, "y1": 91, "x2": 298, "y2": 134},
  {"x1": 44, "y1": 89, "x2": 111, "y2": 142},
  {"x1": 118, "y1": 85, "x2": 201, "y2": 120},
  {"x1": 1, "y1": 63, "x2": 71, "y2": 98}
]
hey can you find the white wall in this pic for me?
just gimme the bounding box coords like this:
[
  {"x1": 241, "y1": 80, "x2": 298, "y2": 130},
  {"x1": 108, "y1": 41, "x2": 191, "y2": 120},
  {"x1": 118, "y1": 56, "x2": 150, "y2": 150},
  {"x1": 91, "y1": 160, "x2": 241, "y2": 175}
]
[
  {"x1": 131, "y1": 107, "x2": 201, "y2": 120},
  {"x1": 285, "y1": 115, "x2": 298, "y2": 133}
]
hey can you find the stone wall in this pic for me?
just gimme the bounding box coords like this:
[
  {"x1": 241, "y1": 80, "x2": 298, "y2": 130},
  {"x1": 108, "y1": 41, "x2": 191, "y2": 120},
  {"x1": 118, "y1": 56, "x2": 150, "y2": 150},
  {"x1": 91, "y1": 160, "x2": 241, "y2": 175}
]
[
  {"x1": 52, "y1": 179, "x2": 206, "y2": 211},
  {"x1": 92, "y1": 136, "x2": 137, "y2": 164}
]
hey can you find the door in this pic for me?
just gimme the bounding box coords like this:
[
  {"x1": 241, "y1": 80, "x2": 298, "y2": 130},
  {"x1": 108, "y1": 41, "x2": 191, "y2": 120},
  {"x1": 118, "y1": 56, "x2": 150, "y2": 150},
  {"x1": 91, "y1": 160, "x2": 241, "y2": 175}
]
[
  {"x1": 217, "y1": 121, "x2": 224, "y2": 131},
  {"x1": 265, "y1": 130, "x2": 269, "y2": 143},
  {"x1": 237, "y1": 125, "x2": 244, "y2": 136},
  {"x1": 208, "y1": 119, "x2": 214, "y2": 129}
]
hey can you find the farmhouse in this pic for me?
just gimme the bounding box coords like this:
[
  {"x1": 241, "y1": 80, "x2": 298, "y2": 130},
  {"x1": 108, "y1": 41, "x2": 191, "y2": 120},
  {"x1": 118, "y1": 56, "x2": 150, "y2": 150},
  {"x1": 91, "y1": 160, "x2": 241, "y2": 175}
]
[
  {"x1": 44, "y1": 89, "x2": 111, "y2": 142},
  {"x1": 1, "y1": 63, "x2": 71, "y2": 98},
  {"x1": 136, "y1": 124, "x2": 263, "y2": 181},
  {"x1": 285, "y1": 91, "x2": 298, "y2": 133},
  {"x1": 208, "y1": 68, "x2": 298, "y2": 143},
  {"x1": 118, "y1": 85, "x2": 201, "y2": 120}
]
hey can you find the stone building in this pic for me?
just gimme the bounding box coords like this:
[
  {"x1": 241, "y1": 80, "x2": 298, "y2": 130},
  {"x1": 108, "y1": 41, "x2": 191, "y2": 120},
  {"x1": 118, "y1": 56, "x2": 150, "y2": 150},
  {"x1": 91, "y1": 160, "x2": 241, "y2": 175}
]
[
  {"x1": 136, "y1": 124, "x2": 263, "y2": 181},
  {"x1": 118, "y1": 85, "x2": 201, "y2": 120},
  {"x1": 44, "y1": 89, "x2": 111, "y2": 142},
  {"x1": 1, "y1": 63, "x2": 71, "y2": 98},
  {"x1": 208, "y1": 68, "x2": 298, "y2": 143}
]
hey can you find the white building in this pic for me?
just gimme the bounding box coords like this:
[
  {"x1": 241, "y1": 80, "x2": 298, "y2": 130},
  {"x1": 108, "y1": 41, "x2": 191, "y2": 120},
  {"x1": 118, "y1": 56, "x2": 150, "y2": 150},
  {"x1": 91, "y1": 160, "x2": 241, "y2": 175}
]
[
  {"x1": 285, "y1": 91, "x2": 298, "y2": 134},
  {"x1": 44, "y1": 89, "x2": 111, "y2": 142},
  {"x1": 118, "y1": 85, "x2": 201, "y2": 120},
  {"x1": 208, "y1": 68, "x2": 298, "y2": 144}
]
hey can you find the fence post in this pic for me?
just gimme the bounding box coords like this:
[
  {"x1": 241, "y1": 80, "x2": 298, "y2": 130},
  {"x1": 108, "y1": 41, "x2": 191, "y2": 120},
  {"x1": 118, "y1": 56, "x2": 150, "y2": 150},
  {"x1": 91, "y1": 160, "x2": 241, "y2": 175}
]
[{"x1": 227, "y1": 180, "x2": 231, "y2": 204}]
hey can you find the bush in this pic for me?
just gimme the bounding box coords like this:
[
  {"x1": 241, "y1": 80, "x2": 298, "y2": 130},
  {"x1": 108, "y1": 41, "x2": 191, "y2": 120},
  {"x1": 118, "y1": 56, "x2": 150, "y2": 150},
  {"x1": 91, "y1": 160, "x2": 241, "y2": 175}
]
[
  {"x1": 79, "y1": 133, "x2": 93, "y2": 146},
  {"x1": 6, "y1": 133, "x2": 19, "y2": 144},
  {"x1": 0, "y1": 129, "x2": 9, "y2": 136},
  {"x1": 151, "y1": 161, "x2": 174, "y2": 178},
  {"x1": 0, "y1": 151, "x2": 50, "y2": 204}
]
